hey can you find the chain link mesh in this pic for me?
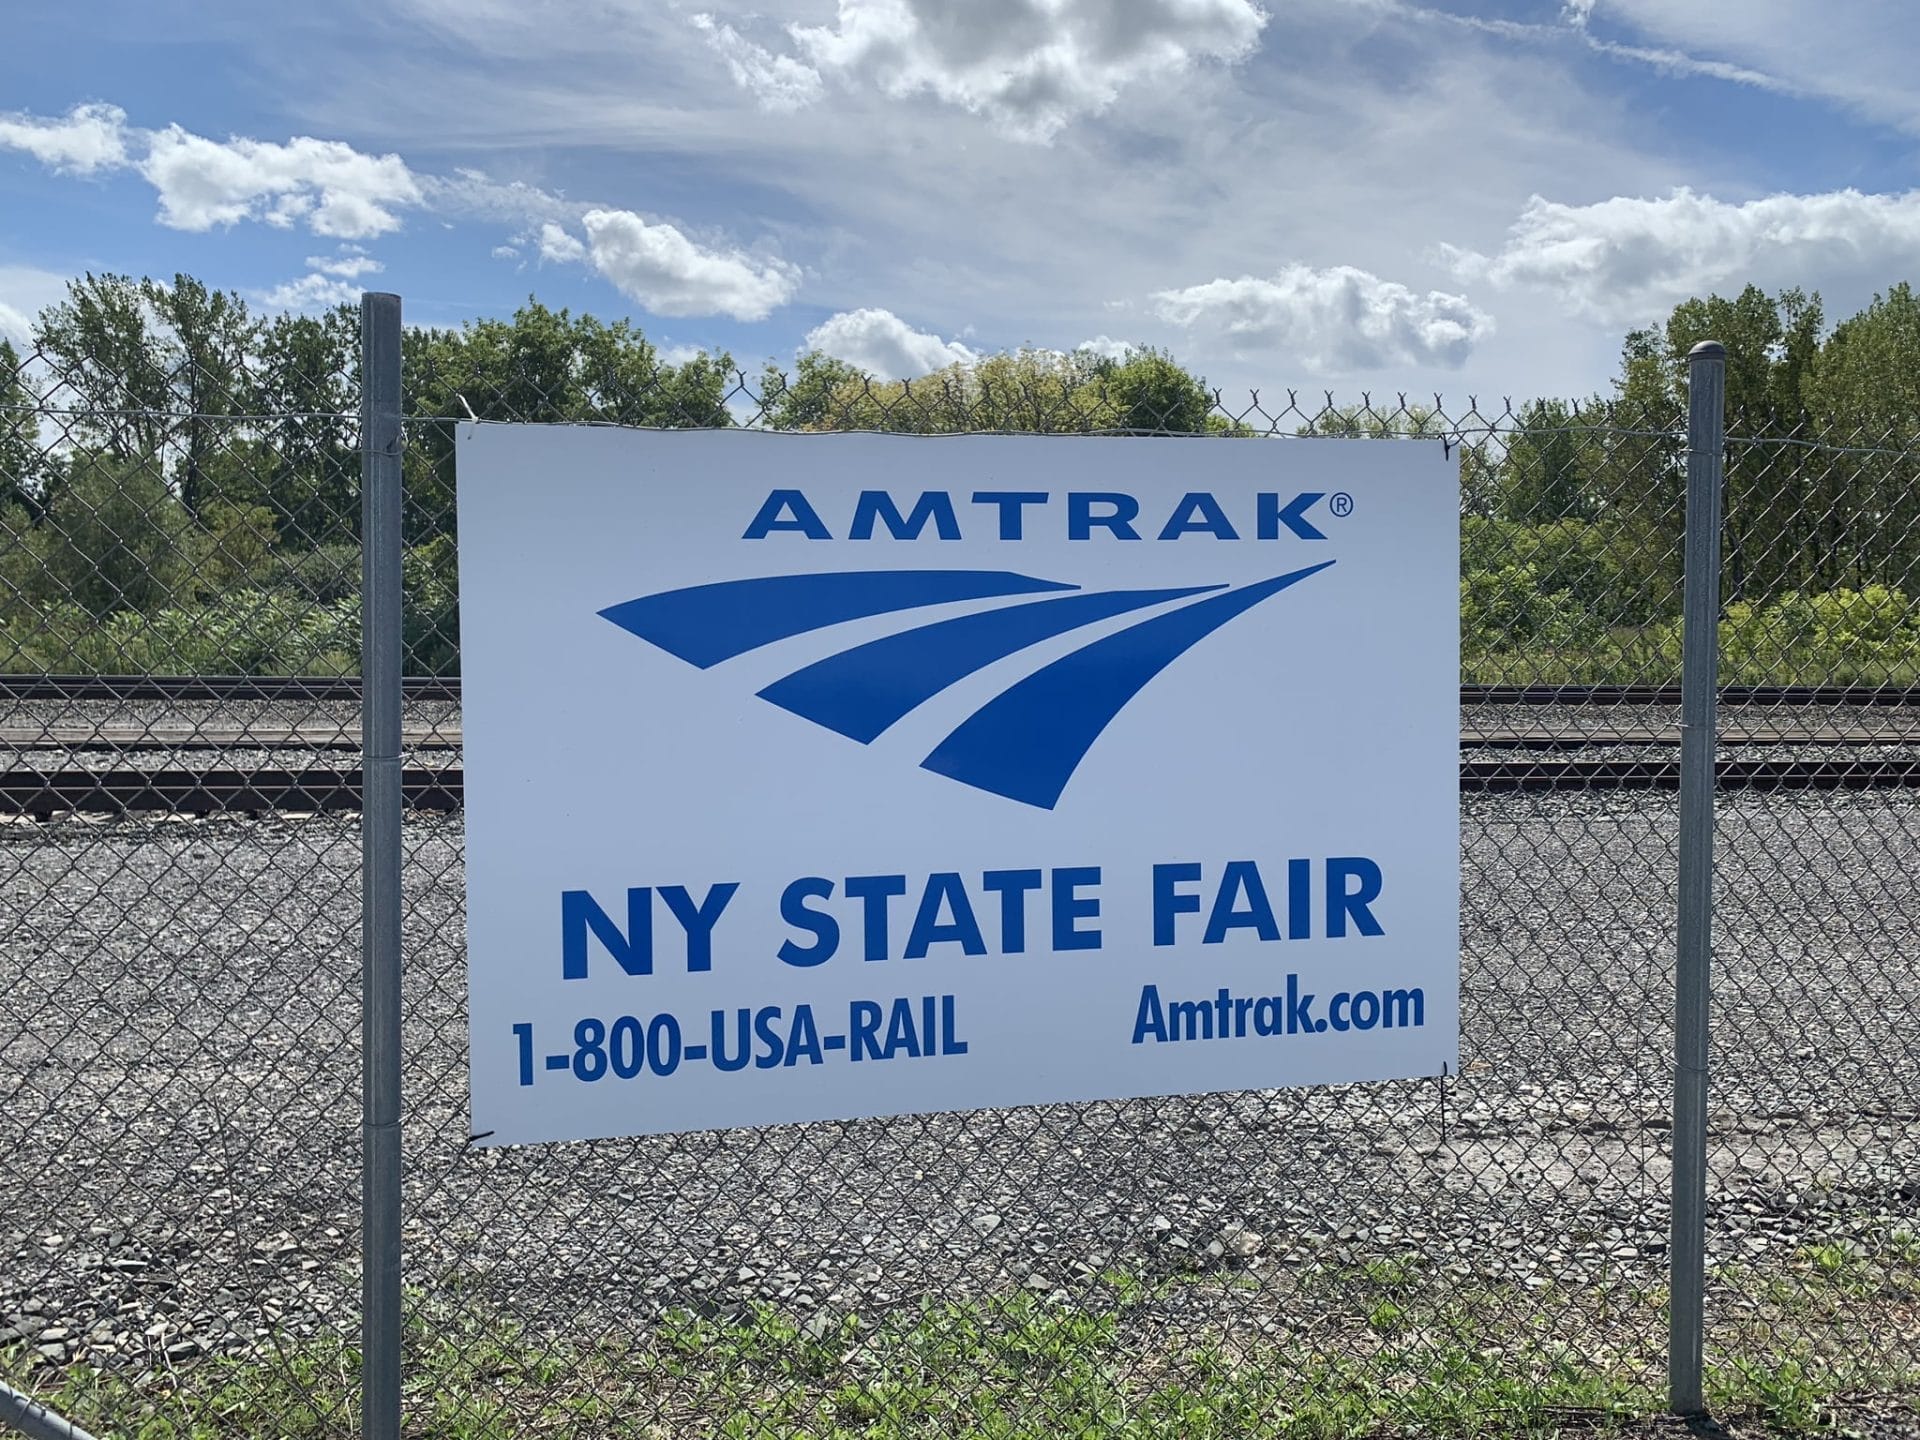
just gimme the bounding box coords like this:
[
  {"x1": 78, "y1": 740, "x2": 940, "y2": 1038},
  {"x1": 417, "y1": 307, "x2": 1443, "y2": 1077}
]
[{"x1": 2, "y1": 314, "x2": 1916, "y2": 1437}]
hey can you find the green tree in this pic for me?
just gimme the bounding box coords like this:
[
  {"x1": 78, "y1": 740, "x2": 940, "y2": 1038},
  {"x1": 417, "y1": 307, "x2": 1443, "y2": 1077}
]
[
  {"x1": 0, "y1": 340, "x2": 44, "y2": 513},
  {"x1": 27, "y1": 452, "x2": 189, "y2": 617},
  {"x1": 1087, "y1": 345, "x2": 1215, "y2": 433},
  {"x1": 247, "y1": 304, "x2": 359, "y2": 548},
  {"x1": 1797, "y1": 284, "x2": 1920, "y2": 592},
  {"x1": 1613, "y1": 285, "x2": 1825, "y2": 601},
  {"x1": 1496, "y1": 399, "x2": 1601, "y2": 523},
  {"x1": 143, "y1": 274, "x2": 257, "y2": 519},
  {"x1": 401, "y1": 300, "x2": 733, "y2": 545},
  {"x1": 32, "y1": 273, "x2": 256, "y2": 519},
  {"x1": 760, "y1": 351, "x2": 871, "y2": 431},
  {"x1": 32, "y1": 273, "x2": 173, "y2": 464},
  {"x1": 763, "y1": 345, "x2": 1220, "y2": 434},
  {"x1": 1298, "y1": 404, "x2": 1445, "y2": 439}
]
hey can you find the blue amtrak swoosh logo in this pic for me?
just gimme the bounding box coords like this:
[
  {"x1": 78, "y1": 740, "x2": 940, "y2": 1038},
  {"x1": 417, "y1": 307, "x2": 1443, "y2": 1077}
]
[{"x1": 599, "y1": 564, "x2": 1334, "y2": 810}]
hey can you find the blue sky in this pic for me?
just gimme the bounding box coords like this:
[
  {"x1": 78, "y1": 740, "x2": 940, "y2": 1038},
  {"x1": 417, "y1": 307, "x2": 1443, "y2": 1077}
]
[{"x1": 3, "y1": 0, "x2": 1917, "y2": 404}]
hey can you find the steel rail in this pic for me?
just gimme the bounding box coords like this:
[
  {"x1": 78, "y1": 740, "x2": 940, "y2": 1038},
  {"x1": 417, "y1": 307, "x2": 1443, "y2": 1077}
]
[
  {"x1": 6, "y1": 725, "x2": 1920, "y2": 751},
  {"x1": 6, "y1": 675, "x2": 1920, "y2": 707},
  {"x1": 4, "y1": 757, "x2": 1920, "y2": 816}
]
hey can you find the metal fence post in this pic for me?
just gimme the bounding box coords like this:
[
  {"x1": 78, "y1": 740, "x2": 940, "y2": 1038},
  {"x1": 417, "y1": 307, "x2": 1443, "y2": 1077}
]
[
  {"x1": 1669, "y1": 339, "x2": 1725, "y2": 1415},
  {"x1": 0, "y1": 1378, "x2": 104, "y2": 1440},
  {"x1": 360, "y1": 291, "x2": 405, "y2": 1440}
]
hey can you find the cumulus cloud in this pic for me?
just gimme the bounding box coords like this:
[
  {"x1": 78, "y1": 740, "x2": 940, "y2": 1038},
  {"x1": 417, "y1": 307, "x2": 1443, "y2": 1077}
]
[
  {"x1": 1151, "y1": 265, "x2": 1492, "y2": 370},
  {"x1": 256, "y1": 271, "x2": 369, "y2": 311},
  {"x1": 307, "y1": 248, "x2": 384, "y2": 279},
  {"x1": 579, "y1": 208, "x2": 797, "y2": 321},
  {"x1": 696, "y1": 0, "x2": 1267, "y2": 141},
  {"x1": 804, "y1": 307, "x2": 977, "y2": 378},
  {"x1": 537, "y1": 222, "x2": 587, "y2": 263},
  {"x1": 257, "y1": 249, "x2": 385, "y2": 310},
  {"x1": 1075, "y1": 334, "x2": 1135, "y2": 360},
  {"x1": 140, "y1": 126, "x2": 421, "y2": 238},
  {"x1": 1444, "y1": 186, "x2": 1920, "y2": 321},
  {"x1": 656, "y1": 342, "x2": 711, "y2": 367},
  {"x1": 0, "y1": 265, "x2": 74, "y2": 347},
  {"x1": 0, "y1": 105, "x2": 420, "y2": 239},
  {"x1": 0, "y1": 103, "x2": 802, "y2": 323},
  {"x1": 0, "y1": 102, "x2": 129, "y2": 174},
  {"x1": 0, "y1": 300, "x2": 31, "y2": 347},
  {"x1": 691, "y1": 14, "x2": 825, "y2": 112}
]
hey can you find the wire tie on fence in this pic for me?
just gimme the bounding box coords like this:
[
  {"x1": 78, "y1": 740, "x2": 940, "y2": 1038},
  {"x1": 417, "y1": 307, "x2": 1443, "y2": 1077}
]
[
  {"x1": 457, "y1": 393, "x2": 479, "y2": 422},
  {"x1": 443, "y1": 1132, "x2": 498, "y2": 1184}
]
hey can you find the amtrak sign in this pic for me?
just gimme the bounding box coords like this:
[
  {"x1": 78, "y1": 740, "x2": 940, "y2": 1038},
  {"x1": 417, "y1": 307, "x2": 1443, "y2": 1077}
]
[{"x1": 457, "y1": 427, "x2": 1459, "y2": 1145}]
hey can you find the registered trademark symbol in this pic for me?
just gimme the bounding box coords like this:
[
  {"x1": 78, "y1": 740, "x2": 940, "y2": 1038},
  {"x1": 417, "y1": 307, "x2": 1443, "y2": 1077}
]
[{"x1": 1329, "y1": 492, "x2": 1354, "y2": 518}]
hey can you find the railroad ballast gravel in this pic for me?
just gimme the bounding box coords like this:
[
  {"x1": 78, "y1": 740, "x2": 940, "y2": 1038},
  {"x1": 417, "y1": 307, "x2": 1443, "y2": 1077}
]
[{"x1": 2, "y1": 789, "x2": 1918, "y2": 1381}]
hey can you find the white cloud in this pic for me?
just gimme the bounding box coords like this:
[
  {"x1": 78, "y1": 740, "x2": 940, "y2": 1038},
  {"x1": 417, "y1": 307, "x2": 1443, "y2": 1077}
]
[
  {"x1": 697, "y1": 0, "x2": 1268, "y2": 142},
  {"x1": 1075, "y1": 335, "x2": 1135, "y2": 360},
  {"x1": 579, "y1": 208, "x2": 797, "y2": 320},
  {"x1": 1445, "y1": 186, "x2": 1920, "y2": 322},
  {"x1": 656, "y1": 342, "x2": 709, "y2": 367},
  {"x1": 256, "y1": 272, "x2": 367, "y2": 310},
  {"x1": 422, "y1": 169, "x2": 577, "y2": 228},
  {"x1": 1346, "y1": 0, "x2": 1786, "y2": 94},
  {"x1": 0, "y1": 265, "x2": 73, "y2": 348},
  {"x1": 307, "y1": 248, "x2": 384, "y2": 278},
  {"x1": 0, "y1": 301, "x2": 30, "y2": 348},
  {"x1": 803, "y1": 307, "x2": 977, "y2": 378},
  {"x1": 0, "y1": 105, "x2": 421, "y2": 239},
  {"x1": 138, "y1": 126, "x2": 420, "y2": 238},
  {"x1": 1152, "y1": 265, "x2": 1492, "y2": 370},
  {"x1": 691, "y1": 14, "x2": 825, "y2": 112},
  {"x1": 285, "y1": 0, "x2": 1728, "y2": 400},
  {"x1": 0, "y1": 102, "x2": 129, "y2": 174},
  {"x1": 0, "y1": 101, "x2": 803, "y2": 323},
  {"x1": 1578, "y1": 1, "x2": 1920, "y2": 133},
  {"x1": 537, "y1": 222, "x2": 587, "y2": 263}
]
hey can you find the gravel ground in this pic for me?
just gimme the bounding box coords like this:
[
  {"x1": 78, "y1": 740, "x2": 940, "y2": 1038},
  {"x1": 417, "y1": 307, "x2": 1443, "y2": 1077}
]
[
  {"x1": 3, "y1": 762, "x2": 1919, "y2": 1429},
  {"x1": 0, "y1": 697, "x2": 463, "y2": 735}
]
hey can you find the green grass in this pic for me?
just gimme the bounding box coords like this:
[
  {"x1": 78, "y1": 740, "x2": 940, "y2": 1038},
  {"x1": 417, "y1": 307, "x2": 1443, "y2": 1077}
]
[{"x1": 6, "y1": 1255, "x2": 1917, "y2": 1439}]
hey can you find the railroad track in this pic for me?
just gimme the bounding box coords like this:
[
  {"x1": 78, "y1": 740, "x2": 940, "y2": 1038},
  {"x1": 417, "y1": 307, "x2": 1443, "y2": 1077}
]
[
  {"x1": 0, "y1": 674, "x2": 463, "y2": 702},
  {"x1": 5, "y1": 675, "x2": 1919, "y2": 815},
  {"x1": 4, "y1": 758, "x2": 1920, "y2": 816},
  {"x1": 5, "y1": 723, "x2": 1920, "y2": 751},
  {"x1": 6, "y1": 676, "x2": 1920, "y2": 707}
]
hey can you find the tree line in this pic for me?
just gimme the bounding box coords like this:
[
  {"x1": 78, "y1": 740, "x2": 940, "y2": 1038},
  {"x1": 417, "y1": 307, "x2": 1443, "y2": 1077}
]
[{"x1": 2, "y1": 271, "x2": 1919, "y2": 680}]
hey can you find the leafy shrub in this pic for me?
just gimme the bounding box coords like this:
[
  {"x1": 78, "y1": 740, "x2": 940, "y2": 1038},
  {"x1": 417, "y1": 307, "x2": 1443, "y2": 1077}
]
[
  {"x1": 403, "y1": 536, "x2": 460, "y2": 675},
  {"x1": 271, "y1": 543, "x2": 362, "y2": 604},
  {"x1": 1719, "y1": 584, "x2": 1920, "y2": 685},
  {"x1": 24, "y1": 455, "x2": 190, "y2": 616},
  {"x1": 1462, "y1": 517, "x2": 1673, "y2": 627},
  {"x1": 15, "y1": 589, "x2": 359, "y2": 675},
  {"x1": 1461, "y1": 563, "x2": 1607, "y2": 661},
  {"x1": 184, "y1": 502, "x2": 280, "y2": 595}
]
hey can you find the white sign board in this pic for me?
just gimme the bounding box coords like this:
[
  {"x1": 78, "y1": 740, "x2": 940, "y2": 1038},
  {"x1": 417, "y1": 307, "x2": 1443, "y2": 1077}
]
[{"x1": 457, "y1": 427, "x2": 1458, "y2": 1145}]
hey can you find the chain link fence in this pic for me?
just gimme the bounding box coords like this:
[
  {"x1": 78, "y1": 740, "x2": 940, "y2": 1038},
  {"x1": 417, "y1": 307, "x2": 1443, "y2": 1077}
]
[{"x1": 2, "y1": 296, "x2": 1917, "y2": 1437}]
